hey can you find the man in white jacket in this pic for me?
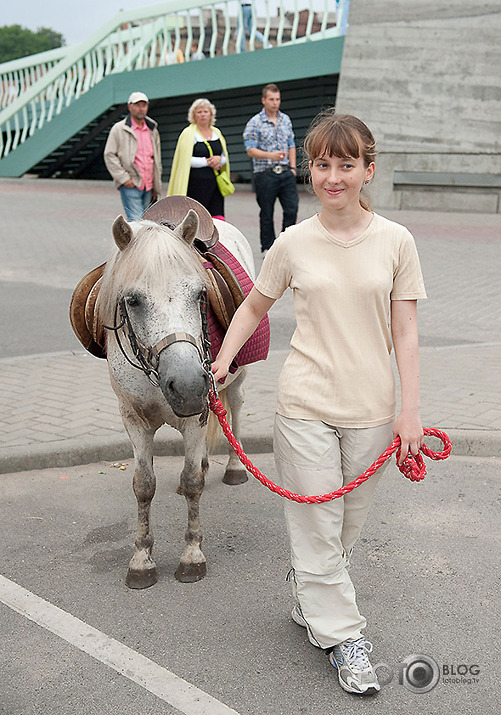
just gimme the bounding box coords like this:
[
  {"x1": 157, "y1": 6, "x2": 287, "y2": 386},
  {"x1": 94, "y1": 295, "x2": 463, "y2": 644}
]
[{"x1": 104, "y1": 92, "x2": 162, "y2": 220}]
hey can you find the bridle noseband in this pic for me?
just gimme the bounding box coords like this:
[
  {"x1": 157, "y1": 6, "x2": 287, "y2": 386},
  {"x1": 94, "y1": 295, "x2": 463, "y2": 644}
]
[{"x1": 104, "y1": 290, "x2": 212, "y2": 387}]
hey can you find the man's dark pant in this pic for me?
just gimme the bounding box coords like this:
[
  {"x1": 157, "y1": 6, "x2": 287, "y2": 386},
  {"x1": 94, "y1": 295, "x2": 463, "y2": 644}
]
[{"x1": 254, "y1": 169, "x2": 299, "y2": 251}]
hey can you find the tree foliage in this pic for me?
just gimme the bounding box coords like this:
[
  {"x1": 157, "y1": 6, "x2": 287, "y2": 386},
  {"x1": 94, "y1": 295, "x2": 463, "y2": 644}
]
[{"x1": 0, "y1": 25, "x2": 65, "y2": 64}]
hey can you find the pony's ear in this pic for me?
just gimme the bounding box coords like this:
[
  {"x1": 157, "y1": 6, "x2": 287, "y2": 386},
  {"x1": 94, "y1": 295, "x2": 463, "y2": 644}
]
[
  {"x1": 112, "y1": 215, "x2": 134, "y2": 251},
  {"x1": 173, "y1": 209, "x2": 199, "y2": 245}
]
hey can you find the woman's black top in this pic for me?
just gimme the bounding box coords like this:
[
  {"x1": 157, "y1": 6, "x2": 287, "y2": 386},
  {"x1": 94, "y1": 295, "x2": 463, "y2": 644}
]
[{"x1": 187, "y1": 136, "x2": 224, "y2": 217}]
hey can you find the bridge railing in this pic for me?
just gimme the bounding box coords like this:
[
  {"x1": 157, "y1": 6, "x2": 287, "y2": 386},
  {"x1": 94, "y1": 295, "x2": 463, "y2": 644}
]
[{"x1": 0, "y1": 0, "x2": 346, "y2": 160}]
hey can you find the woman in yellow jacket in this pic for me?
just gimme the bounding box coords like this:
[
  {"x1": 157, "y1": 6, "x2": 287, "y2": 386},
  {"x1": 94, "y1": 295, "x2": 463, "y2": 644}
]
[{"x1": 167, "y1": 98, "x2": 231, "y2": 219}]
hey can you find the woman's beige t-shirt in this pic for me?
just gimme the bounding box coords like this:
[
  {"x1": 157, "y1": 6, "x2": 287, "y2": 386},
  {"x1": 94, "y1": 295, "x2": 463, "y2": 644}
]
[{"x1": 254, "y1": 213, "x2": 427, "y2": 428}]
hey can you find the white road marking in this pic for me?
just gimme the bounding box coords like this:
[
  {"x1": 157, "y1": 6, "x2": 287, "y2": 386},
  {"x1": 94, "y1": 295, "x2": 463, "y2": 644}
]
[{"x1": 0, "y1": 574, "x2": 240, "y2": 715}]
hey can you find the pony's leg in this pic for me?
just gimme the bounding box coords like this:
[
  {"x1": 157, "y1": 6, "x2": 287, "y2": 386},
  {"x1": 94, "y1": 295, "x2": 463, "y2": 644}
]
[
  {"x1": 175, "y1": 420, "x2": 209, "y2": 583},
  {"x1": 122, "y1": 413, "x2": 158, "y2": 590},
  {"x1": 222, "y1": 369, "x2": 248, "y2": 486}
]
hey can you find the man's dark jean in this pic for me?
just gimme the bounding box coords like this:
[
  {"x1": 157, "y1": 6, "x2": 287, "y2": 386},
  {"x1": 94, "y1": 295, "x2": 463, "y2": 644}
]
[{"x1": 254, "y1": 169, "x2": 299, "y2": 251}]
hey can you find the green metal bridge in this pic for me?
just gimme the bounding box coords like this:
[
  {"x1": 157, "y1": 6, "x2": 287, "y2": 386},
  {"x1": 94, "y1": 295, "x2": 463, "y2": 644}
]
[{"x1": 0, "y1": 1, "x2": 347, "y2": 181}]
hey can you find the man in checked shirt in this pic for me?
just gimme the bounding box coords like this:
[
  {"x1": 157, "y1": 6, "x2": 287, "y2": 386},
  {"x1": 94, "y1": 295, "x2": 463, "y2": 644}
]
[{"x1": 243, "y1": 84, "x2": 299, "y2": 253}]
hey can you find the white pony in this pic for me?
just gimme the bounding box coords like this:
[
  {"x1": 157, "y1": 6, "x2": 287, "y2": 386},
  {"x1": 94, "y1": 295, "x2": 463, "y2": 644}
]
[{"x1": 96, "y1": 209, "x2": 254, "y2": 588}]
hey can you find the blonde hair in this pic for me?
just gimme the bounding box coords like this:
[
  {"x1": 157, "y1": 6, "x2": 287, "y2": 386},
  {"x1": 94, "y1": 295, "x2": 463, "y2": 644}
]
[
  {"x1": 303, "y1": 110, "x2": 377, "y2": 210},
  {"x1": 187, "y1": 98, "x2": 217, "y2": 125}
]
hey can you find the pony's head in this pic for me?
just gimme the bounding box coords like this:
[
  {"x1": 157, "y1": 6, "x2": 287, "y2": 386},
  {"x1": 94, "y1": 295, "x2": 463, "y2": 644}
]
[{"x1": 97, "y1": 211, "x2": 211, "y2": 418}]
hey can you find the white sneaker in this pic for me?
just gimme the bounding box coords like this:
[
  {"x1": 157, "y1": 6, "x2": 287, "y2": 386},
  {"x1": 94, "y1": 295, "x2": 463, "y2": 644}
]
[{"x1": 328, "y1": 637, "x2": 380, "y2": 695}]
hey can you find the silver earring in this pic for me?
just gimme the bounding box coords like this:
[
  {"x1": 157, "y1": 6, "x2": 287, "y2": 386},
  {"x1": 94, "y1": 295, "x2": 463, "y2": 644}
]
[{"x1": 364, "y1": 180, "x2": 370, "y2": 185}]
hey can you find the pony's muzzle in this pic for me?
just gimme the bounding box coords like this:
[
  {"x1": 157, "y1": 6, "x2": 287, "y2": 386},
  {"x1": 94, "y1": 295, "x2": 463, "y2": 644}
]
[
  {"x1": 158, "y1": 345, "x2": 210, "y2": 417},
  {"x1": 164, "y1": 372, "x2": 210, "y2": 417}
]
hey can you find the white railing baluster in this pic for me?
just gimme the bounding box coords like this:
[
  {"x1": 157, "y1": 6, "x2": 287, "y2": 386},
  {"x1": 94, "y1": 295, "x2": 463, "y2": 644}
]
[
  {"x1": 235, "y1": 2, "x2": 244, "y2": 54},
  {"x1": 198, "y1": 8, "x2": 206, "y2": 58},
  {"x1": 305, "y1": 0, "x2": 314, "y2": 40},
  {"x1": 263, "y1": 4, "x2": 271, "y2": 47},
  {"x1": 291, "y1": 0, "x2": 299, "y2": 43},
  {"x1": 111, "y1": 36, "x2": 119, "y2": 70},
  {"x1": 56, "y1": 75, "x2": 65, "y2": 115},
  {"x1": 277, "y1": 0, "x2": 286, "y2": 45},
  {"x1": 95, "y1": 46, "x2": 104, "y2": 83},
  {"x1": 46, "y1": 77, "x2": 57, "y2": 122},
  {"x1": 82, "y1": 54, "x2": 90, "y2": 90},
  {"x1": 62, "y1": 69, "x2": 71, "y2": 107},
  {"x1": 222, "y1": 1, "x2": 231, "y2": 56},
  {"x1": 113, "y1": 28, "x2": 124, "y2": 71},
  {"x1": 74, "y1": 58, "x2": 84, "y2": 99},
  {"x1": 13, "y1": 71, "x2": 20, "y2": 101},
  {"x1": 249, "y1": 4, "x2": 256, "y2": 51},
  {"x1": 153, "y1": 25, "x2": 160, "y2": 68},
  {"x1": 89, "y1": 49, "x2": 97, "y2": 88},
  {"x1": 38, "y1": 92, "x2": 47, "y2": 130},
  {"x1": 4, "y1": 121, "x2": 13, "y2": 156},
  {"x1": 2, "y1": 73, "x2": 10, "y2": 108},
  {"x1": 209, "y1": 5, "x2": 218, "y2": 58},
  {"x1": 157, "y1": 19, "x2": 167, "y2": 67},
  {"x1": 165, "y1": 15, "x2": 172, "y2": 64},
  {"x1": 11, "y1": 112, "x2": 21, "y2": 150},
  {"x1": 22, "y1": 68, "x2": 30, "y2": 98},
  {"x1": 185, "y1": 12, "x2": 194, "y2": 62},
  {"x1": 29, "y1": 100, "x2": 37, "y2": 136},
  {"x1": 66, "y1": 66, "x2": 78, "y2": 107},
  {"x1": 20, "y1": 105, "x2": 29, "y2": 144},
  {"x1": 320, "y1": 0, "x2": 328, "y2": 34}
]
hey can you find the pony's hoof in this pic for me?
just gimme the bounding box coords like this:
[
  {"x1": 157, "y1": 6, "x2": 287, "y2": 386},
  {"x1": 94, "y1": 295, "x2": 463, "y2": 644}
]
[
  {"x1": 175, "y1": 561, "x2": 207, "y2": 583},
  {"x1": 125, "y1": 567, "x2": 158, "y2": 589},
  {"x1": 222, "y1": 469, "x2": 248, "y2": 486}
]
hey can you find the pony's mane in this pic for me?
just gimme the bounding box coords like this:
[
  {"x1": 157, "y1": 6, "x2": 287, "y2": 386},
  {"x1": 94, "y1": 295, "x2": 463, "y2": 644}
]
[{"x1": 97, "y1": 220, "x2": 207, "y2": 324}]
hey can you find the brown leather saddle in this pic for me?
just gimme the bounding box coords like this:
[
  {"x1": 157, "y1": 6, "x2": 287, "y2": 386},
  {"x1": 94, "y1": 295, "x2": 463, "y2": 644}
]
[{"x1": 69, "y1": 197, "x2": 245, "y2": 359}]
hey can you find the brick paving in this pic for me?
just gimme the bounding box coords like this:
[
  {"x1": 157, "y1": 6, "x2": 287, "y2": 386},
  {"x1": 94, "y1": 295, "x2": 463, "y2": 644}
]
[{"x1": 0, "y1": 178, "x2": 500, "y2": 472}]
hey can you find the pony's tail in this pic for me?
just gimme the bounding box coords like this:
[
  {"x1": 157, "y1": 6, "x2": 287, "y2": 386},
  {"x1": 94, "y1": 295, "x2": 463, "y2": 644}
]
[{"x1": 207, "y1": 390, "x2": 231, "y2": 452}]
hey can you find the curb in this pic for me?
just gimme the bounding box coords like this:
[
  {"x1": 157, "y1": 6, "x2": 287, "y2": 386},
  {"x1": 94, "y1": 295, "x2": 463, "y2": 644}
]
[{"x1": 0, "y1": 429, "x2": 498, "y2": 476}]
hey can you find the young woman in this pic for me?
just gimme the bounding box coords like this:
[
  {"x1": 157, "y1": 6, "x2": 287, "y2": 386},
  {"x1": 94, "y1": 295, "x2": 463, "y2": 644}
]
[
  {"x1": 167, "y1": 98, "x2": 230, "y2": 219},
  {"x1": 212, "y1": 111, "x2": 427, "y2": 696}
]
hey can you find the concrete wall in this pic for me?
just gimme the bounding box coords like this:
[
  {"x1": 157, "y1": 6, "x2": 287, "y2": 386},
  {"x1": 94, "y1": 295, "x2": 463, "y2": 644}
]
[{"x1": 335, "y1": 0, "x2": 501, "y2": 212}]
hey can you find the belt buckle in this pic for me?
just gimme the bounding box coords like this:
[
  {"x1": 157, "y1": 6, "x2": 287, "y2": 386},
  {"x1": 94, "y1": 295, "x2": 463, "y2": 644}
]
[{"x1": 273, "y1": 165, "x2": 284, "y2": 175}]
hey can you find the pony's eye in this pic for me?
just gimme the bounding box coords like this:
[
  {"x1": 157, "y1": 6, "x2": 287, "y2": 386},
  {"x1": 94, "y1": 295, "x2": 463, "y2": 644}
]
[{"x1": 126, "y1": 295, "x2": 140, "y2": 308}]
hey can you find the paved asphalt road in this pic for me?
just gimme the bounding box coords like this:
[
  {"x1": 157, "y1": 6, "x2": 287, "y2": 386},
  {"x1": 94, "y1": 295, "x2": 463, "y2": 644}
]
[{"x1": 1, "y1": 452, "x2": 498, "y2": 715}]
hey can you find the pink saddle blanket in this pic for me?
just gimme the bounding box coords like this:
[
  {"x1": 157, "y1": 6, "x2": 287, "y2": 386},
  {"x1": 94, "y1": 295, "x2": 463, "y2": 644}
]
[{"x1": 206, "y1": 242, "x2": 270, "y2": 373}]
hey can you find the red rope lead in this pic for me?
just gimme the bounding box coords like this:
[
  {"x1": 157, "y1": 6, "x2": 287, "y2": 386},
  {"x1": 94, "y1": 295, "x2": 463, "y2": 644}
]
[{"x1": 209, "y1": 391, "x2": 452, "y2": 504}]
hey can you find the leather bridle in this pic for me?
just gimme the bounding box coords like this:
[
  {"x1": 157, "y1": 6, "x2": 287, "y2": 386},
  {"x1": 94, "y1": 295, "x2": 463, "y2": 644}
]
[{"x1": 103, "y1": 289, "x2": 212, "y2": 388}]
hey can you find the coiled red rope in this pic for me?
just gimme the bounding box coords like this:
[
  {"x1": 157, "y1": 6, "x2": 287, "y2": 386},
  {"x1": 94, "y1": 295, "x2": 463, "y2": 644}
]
[{"x1": 209, "y1": 390, "x2": 452, "y2": 504}]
